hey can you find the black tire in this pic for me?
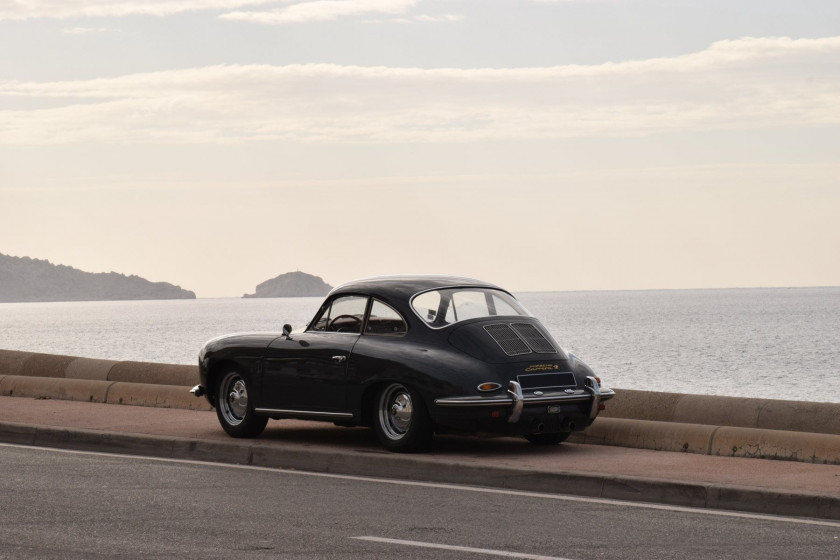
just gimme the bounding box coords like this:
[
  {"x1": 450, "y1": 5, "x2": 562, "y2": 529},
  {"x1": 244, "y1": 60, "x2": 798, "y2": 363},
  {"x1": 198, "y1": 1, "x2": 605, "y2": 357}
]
[
  {"x1": 215, "y1": 370, "x2": 268, "y2": 438},
  {"x1": 373, "y1": 383, "x2": 433, "y2": 453},
  {"x1": 525, "y1": 432, "x2": 570, "y2": 445}
]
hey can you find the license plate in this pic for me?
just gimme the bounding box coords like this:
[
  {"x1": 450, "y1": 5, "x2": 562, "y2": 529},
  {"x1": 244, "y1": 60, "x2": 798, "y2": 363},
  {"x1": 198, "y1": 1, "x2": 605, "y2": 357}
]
[{"x1": 547, "y1": 405, "x2": 561, "y2": 414}]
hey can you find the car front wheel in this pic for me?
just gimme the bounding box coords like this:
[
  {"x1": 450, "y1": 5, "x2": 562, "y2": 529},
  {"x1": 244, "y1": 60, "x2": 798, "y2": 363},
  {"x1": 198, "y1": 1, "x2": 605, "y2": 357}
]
[
  {"x1": 373, "y1": 383, "x2": 433, "y2": 452},
  {"x1": 216, "y1": 370, "x2": 268, "y2": 438}
]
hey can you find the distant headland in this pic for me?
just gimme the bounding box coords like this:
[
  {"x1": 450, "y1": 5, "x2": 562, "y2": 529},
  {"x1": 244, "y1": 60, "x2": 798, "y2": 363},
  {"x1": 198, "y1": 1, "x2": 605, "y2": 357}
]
[
  {"x1": 244, "y1": 271, "x2": 333, "y2": 298},
  {"x1": 0, "y1": 252, "x2": 196, "y2": 303}
]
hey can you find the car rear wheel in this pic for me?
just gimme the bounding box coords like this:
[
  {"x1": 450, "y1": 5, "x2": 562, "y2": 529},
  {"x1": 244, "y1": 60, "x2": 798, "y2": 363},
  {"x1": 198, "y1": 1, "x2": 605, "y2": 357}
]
[
  {"x1": 373, "y1": 383, "x2": 433, "y2": 452},
  {"x1": 216, "y1": 370, "x2": 267, "y2": 438},
  {"x1": 524, "y1": 432, "x2": 570, "y2": 445}
]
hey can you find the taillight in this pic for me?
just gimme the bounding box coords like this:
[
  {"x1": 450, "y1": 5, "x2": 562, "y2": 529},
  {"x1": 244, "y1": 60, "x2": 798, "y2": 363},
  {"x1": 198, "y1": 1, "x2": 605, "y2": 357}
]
[{"x1": 477, "y1": 382, "x2": 502, "y2": 392}]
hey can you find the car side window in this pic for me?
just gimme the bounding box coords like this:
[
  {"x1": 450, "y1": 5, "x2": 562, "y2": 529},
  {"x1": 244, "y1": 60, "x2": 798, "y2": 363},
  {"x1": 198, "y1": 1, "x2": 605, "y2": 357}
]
[
  {"x1": 412, "y1": 291, "x2": 441, "y2": 322},
  {"x1": 365, "y1": 300, "x2": 407, "y2": 336},
  {"x1": 310, "y1": 295, "x2": 368, "y2": 334}
]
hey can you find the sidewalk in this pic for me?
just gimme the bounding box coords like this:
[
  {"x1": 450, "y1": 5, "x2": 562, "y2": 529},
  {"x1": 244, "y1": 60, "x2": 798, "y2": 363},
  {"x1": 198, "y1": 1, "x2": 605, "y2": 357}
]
[{"x1": 1, "y1": 395, "x2": 838, "y2": 520}]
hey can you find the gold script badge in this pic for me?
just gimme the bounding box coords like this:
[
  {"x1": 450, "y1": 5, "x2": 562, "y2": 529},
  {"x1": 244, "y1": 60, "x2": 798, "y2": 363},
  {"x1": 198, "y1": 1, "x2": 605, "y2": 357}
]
[{"x1": 524, "y1": 364, "x2": 560, "y2": 373}]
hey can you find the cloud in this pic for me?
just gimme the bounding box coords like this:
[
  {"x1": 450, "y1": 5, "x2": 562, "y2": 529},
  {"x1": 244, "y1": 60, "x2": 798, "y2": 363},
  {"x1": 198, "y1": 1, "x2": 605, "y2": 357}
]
[
  {"x1": 0, "y1": 1, "x2": 279, "y2": 21},
  {"x1": 62, "y1": 27, "x2": 112, "y2": 34},
  {"x1": 1, "y1": 36, "x2": 838, "y2": 145},
  {"x1": 1, "y1": 0, "x2": 453, "y2": 25},
  {"x1": 362, "y1": 13, "x2": 463, "y2": 24},
  {"x1": 221, "y1": 0, "x2": 420, "y2": 25},
  {"x1": 413, "y1": 13, "x2": 463, "y2": 22}
]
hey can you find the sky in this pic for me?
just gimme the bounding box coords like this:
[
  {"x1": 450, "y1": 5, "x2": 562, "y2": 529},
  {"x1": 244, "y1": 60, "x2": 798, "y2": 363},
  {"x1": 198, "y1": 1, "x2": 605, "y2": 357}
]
[{"x1": 1, "y1": 0, "x2": 838, "y2": 297}]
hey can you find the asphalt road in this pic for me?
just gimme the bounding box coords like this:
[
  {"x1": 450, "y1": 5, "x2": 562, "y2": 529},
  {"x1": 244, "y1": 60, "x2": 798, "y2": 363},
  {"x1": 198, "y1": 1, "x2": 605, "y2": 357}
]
[{"x1": 1, "y1": 444, "x2": 838, "y2": 560}]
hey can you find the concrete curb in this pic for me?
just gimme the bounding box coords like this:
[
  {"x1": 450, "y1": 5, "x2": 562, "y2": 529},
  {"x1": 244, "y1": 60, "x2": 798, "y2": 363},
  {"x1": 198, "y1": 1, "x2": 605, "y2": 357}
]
[
  {"x1": 107, "y1": 361, "x2": 198, "y2": 387},
  {"x1": 105, "y1": 381, "x2": 212, "y2": 411},
  {"x1": 569, "y1": 418, "x2": 840, "y2": 464},
  {"x1": 0, "y1": 375, "x2": 212, "y2": 411},
  {"x1": 0, "y1": 375, "x2": 112, "y2": 403},
  {"x1": 1, "y1": 420, "x2": 837, "y2": 521},
  {"x1": 602, "y1": 388, "x2": 840, "y2": 436}
]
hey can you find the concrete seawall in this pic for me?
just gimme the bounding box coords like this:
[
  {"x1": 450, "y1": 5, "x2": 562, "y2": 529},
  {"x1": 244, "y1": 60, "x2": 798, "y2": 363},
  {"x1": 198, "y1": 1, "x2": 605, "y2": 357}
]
[
  {"x1": 599, "y1": 388, "x2": 840, "y2": 436},
  {"x1": 2, "y1": 349, "x2": 838, "y2": 464},
  {"x1": 0, "y1": 350, "x2": 198, "y2": 386},
  {"x1": 0, "y1": 349, "x2": 207, "y2": 411},
  {"x1": 572, "y1": 388, "x2": 840, "y2": 464}
]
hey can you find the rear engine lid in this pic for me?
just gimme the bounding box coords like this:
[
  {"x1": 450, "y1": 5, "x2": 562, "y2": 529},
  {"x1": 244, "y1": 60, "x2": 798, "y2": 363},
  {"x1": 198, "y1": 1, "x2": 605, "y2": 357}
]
[{"x1": 448, "y1": 317, "x2": 568, "y2": 364}]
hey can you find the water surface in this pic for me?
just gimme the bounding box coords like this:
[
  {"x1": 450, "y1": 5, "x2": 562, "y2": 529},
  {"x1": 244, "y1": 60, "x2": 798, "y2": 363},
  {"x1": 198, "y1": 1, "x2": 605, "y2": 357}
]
[{"x1": 1, "y1": 287, "x2": 837, "y2": 402}]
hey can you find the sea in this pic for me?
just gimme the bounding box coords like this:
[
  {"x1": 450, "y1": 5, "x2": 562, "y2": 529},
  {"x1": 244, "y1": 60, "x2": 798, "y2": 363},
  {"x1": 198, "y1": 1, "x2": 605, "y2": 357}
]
[{"x1": 1, "y1": 287, "x2": 838, "y2": 403}]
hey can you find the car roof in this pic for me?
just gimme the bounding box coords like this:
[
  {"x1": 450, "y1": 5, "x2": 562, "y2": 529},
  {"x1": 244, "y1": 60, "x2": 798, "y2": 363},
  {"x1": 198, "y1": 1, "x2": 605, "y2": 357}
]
[{"x1": 328, "y1": 275, "x2": 507, "y2": 301}]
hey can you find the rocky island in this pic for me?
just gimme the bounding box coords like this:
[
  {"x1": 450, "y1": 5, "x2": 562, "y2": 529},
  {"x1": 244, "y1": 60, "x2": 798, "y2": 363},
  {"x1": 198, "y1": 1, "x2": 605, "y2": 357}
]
[
  {"x1": 0, "y1": 252, "x2": 196, "y2": 302},
  {"x1": 244, "y1": 271, "x2": 333, "y2": 298}
]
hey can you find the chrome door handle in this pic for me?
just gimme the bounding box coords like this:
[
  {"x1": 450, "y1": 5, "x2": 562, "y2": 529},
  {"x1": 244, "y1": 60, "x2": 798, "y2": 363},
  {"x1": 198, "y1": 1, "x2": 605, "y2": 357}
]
[{"x1": 331, "y1": 355, "x2": 347, "y2": 363}]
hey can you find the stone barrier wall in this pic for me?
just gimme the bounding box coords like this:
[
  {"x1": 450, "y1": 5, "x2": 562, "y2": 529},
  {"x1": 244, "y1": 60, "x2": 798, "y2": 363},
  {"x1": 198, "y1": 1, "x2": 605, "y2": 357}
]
[
  {"x1": 2, "y1": 349, "x2": 838, "y2": 463},
  {"x1": 0, "y1": 349, "x2": 208, "y2": 411},
  {"x1": 0, "y1": 349, "x2": 198, "y2": 386},
  {"x1": 599, "y1": 388, "x2": 840, "y2": 436}
]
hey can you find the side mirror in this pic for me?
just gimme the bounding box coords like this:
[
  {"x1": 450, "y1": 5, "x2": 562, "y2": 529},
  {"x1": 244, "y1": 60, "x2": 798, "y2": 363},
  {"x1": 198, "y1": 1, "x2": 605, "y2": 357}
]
[{"x1": 282, "y1": 324, "x2": 293, "y2": 338}]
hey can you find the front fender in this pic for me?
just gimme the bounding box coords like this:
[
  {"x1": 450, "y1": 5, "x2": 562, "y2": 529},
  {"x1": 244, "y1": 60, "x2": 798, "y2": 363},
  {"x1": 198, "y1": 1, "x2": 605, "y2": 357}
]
[{"x1": 197, "y1": 332, "x2": 280, "y2": 407}]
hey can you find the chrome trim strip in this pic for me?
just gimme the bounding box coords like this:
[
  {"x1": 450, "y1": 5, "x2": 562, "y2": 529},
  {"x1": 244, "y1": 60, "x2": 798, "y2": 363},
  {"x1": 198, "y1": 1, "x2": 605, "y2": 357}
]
[
  {"x1": 435, "y1": 397, "x2": 513, "y2": 406},
  {"x1": 519, "y1": 384, "x2": 577, "y2": 390},
  {"x1": 507, "y1": 380, "x2": 524, "y2": 423},
  {"x1": 516, "y1": 372, "x2": 577, "y2": 387},
  {"x1": 254, "y1": 408, "x2": 353, "y2": 419},
  {"x1": 434, "y1": 394, "x2": 592, "y2": 407},
  {"x1": 434, "y1": 387, "x2": 614, "y2": 408}
]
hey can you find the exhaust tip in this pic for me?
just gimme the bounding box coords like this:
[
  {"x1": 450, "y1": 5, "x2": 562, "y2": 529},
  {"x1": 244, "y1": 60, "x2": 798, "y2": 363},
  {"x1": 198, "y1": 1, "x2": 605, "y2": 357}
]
[{"x1": 531, "y1": 419, "x2": 546, "y2": 434}]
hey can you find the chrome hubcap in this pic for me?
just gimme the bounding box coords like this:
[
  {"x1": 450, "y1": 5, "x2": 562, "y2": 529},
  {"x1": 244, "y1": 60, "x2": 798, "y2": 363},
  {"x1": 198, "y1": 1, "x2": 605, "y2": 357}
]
[
  {"x1": 220, "y1": 372, "x2": 248, "y2": 426},
  {"x1": 390, "y1": 394, "x2": 412, "y2": 432},
  {"x1": 228, "y1": 380, "x2": 248, "y2": 418},
  {"x1": 379, "y1": 384, "x2": 413, "y2": 440}
]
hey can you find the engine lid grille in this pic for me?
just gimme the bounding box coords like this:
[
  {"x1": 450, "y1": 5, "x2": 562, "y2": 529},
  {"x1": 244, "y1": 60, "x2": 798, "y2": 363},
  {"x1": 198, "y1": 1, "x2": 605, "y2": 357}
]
[
  {"x1": 484, "y1": 322, "x2": 558, "y2": 356},
  {"x1": 483, "y1": 324, "x2": 532, "y2": 356},
  {"x1": 510, "y1": 323, "x2": 556, "y2": 354}
]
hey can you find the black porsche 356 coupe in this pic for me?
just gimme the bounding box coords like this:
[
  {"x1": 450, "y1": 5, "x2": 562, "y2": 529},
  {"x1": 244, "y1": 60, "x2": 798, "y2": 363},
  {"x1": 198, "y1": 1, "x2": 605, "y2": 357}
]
[{"x1": 192, "y1": 275, "x2": 614, "y2": 452}]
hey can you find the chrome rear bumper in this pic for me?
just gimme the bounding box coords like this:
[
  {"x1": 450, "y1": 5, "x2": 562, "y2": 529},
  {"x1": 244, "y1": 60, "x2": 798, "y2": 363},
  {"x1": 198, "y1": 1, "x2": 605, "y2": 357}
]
[{"x1": 434, "y1": 376, "x2": 615, "y2": 424}]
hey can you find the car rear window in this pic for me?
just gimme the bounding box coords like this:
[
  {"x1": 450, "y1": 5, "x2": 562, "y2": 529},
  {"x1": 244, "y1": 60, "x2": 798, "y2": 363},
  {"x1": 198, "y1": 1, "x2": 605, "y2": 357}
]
[{"x1": 411, "y1": 288, "x2": 529, "y2": 328}]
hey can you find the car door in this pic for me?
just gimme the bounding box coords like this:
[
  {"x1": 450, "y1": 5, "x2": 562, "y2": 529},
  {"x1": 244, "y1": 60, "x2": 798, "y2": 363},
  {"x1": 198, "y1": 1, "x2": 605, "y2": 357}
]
[{"x1": 259, "y1": 295, "x2": 369, "y2": 413}]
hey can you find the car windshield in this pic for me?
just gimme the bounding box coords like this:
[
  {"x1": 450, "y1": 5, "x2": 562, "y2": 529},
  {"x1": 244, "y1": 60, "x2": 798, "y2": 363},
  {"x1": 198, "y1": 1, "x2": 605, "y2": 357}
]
[{"x1": 411, "y1": 288, "x2": 530, "y2": 328}]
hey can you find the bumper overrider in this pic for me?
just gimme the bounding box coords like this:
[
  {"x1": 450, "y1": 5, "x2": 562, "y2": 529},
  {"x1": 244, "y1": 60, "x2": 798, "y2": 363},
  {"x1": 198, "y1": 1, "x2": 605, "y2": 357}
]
[
  {"x1": 434, "y1": 376, "x2": 615, "y2": 424},
  {"x1": 190, "y1": 385, "x2": 206, "y2": 398}
]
